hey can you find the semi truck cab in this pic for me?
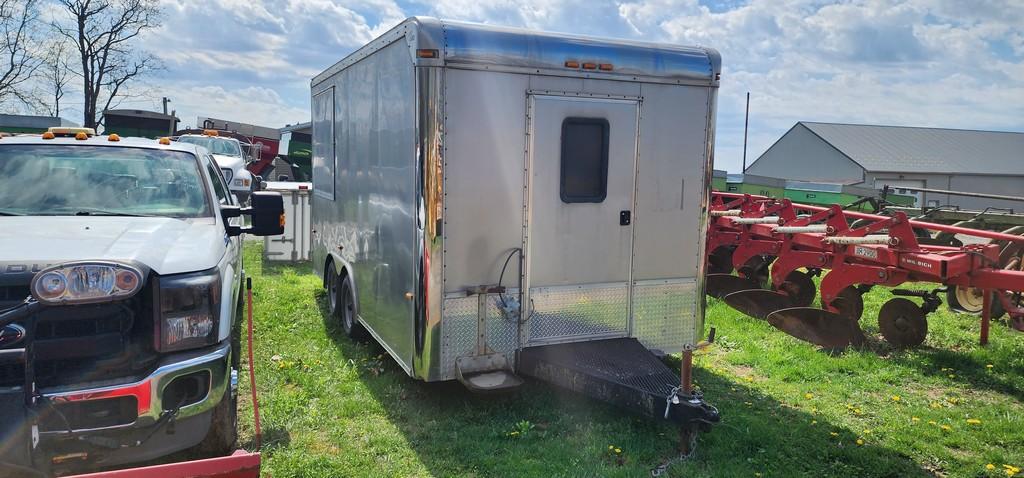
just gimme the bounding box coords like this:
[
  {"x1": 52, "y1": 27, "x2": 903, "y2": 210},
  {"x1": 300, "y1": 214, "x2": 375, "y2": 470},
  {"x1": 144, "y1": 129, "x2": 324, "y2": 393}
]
[{"x1": 0, "y1": 128, "x2": 283, "y2": 475}]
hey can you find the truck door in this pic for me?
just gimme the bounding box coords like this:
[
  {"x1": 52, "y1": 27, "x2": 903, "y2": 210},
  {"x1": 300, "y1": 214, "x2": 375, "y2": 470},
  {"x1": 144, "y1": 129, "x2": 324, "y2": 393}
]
[{"x1": 525, "y1": 95, "x2": 639, "y2": 345}]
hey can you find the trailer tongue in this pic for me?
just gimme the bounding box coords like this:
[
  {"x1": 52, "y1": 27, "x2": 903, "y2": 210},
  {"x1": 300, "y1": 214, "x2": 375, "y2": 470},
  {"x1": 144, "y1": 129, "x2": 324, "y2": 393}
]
[{"x1": 519, "y1": 338, "x2": 719, "y2": 432}]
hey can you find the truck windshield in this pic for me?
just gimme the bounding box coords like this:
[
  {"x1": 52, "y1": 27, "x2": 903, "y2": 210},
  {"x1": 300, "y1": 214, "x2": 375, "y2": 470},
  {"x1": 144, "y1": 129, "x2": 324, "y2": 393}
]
[
  {"x1": 0, "y1": 145, "x2": 211, "y2": 218},
  {"x1": 177, "y1": 136, "x2": 243, "y2": 157}
]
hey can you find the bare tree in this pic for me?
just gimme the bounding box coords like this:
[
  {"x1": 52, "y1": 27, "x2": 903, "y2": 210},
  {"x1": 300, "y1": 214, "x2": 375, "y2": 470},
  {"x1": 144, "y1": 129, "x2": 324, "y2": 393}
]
[
  {"x1": 39, "y1": 42, "x2": 72, "y2": 117},
  {"x1": 0, "y1": 0, "x2": 42, "y2": 107},
  {"x1": 53, "y1": 0, "x2": 160, "y2": 128}
]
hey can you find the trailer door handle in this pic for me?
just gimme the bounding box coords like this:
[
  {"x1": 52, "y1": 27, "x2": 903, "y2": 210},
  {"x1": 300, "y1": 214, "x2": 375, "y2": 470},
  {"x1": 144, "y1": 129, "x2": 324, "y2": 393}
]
[{"x1": 619, "y1": 210, "x2": 631, "y2": 226}]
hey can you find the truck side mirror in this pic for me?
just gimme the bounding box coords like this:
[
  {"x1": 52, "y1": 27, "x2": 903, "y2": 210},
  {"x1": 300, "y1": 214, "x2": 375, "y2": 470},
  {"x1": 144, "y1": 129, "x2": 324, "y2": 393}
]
[
  {"x1": 248, "y1": 192, "x2": 285, "y2": 236},
  {"x1": 223, "y1": 192, "x2": 285, "y2": 237}
]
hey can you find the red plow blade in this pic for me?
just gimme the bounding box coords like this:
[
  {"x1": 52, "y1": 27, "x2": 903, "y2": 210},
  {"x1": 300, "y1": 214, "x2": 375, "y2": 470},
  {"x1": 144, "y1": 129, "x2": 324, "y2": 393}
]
[{"x1": 64, "y1": 450, "x2": 260, "y2": 478}]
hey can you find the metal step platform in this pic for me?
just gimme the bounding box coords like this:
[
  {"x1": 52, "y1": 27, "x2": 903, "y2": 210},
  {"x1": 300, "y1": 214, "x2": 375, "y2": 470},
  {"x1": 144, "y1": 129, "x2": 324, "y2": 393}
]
[{"x1": 518, "y1": 338, "x2": 719, "y2": 427}]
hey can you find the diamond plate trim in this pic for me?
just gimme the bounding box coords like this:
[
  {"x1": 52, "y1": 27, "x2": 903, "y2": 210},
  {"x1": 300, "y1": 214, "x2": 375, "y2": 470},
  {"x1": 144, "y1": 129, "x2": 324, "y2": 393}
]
[
  {"x1": 632, "y1": 278, "x2": 698, "y2": 353},
  {"x1": 440, "y1": 292, "x2": 521, "y2": 380},
  {"x1": 526, "y1": 283, "x2": 629, "y2": 345},
  {"x1": 440, "y1": 295, "x2": 477, "y2": 380}
]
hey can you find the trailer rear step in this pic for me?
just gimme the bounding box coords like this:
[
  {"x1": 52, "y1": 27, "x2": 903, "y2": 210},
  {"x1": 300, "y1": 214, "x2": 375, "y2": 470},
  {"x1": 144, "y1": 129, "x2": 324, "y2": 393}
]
[
  {"x1": 455, "y1": 353, "x2": 523, "y2": 393},
  {"x1": 518, "y1": 338, "x2": 719, "y2": 426}
]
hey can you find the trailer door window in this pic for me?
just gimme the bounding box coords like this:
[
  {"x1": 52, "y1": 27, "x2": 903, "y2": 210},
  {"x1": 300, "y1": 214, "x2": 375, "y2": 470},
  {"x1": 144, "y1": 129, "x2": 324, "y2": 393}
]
[
  {"x1": 560, "y1": 117, "x2": 609, "y2": 203},
  {"x1": 312, "y1": 87, "x2": 335, "y2": 199}
]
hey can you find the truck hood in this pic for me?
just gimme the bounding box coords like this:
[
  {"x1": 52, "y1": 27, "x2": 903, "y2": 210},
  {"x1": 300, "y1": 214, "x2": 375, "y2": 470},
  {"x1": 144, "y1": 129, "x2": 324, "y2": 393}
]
[
  {"x1": 212, "y1": 154, "x2": 246, "y2": 171},
  {"x1": 0, "y1": 217, "x2": 225, "y2": 277}
]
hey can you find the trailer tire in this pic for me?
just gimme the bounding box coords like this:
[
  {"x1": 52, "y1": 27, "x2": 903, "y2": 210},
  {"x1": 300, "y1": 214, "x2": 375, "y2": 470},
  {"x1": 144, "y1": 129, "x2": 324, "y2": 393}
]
[
  {"x1": 338, "y1": 274, "x2": 368, "y2": 340},
  {"x1": 197, "y1": 372, "x2": 238, "y2": 457}
]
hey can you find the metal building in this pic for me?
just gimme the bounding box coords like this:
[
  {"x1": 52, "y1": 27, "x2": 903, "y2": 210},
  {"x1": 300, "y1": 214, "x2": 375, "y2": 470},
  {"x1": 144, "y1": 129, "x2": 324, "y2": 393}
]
[{"x1": 745, "y1": 122, "x2": 1024, "y2": 210}]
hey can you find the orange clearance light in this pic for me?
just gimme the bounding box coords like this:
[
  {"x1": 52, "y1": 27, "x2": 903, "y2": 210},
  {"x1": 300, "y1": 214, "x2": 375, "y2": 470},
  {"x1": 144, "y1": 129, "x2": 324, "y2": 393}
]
[
  {"x1": 279, "y1": 213, "x2": 286, "y2": 228},
  {"x1": 564, "y1": 60, "x2": 580, "y2": 68},
  {"x1": 582, "y1": 62, "x2": 597, "y2": 70},
  {"x1": 42, "y1": 132, "x2": 56, "y2": 140},
  {"x1": 598, "y1": 63, "x2": 614, "y2": 71},
  {"x1": 158, "y1": 137, "x2": 171, "y2": 145},
  {"x1": 203, "y1": 129, "x2": 219, "y2": 136},
  {"x1": 416, "y1": 49, "x2": 438, "y2": 59},
  {"x1": 108, "y1": 133, "x2": 120, "y2": 142},
  {"x1": 75, "y1": 132, "x2": 88, "y2": 140}
]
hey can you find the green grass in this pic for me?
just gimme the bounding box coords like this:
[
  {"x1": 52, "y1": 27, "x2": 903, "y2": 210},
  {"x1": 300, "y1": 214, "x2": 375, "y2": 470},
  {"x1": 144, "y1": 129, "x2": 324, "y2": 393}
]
[{"x1": 237, "y1": 243, "x2": 1024, "y2": 477}]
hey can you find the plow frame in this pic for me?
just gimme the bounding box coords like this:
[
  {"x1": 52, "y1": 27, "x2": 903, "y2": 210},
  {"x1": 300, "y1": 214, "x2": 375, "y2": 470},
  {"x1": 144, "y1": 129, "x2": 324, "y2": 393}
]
[{"x1": 707, "y1": 192, "x2": 1024, "y2": 346}]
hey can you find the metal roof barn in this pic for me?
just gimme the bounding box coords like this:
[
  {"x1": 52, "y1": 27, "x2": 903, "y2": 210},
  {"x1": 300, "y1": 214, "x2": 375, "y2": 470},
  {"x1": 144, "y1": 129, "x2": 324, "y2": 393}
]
[{"x1": 745, "y1": 122, "x2": 1024, "y2": 210}]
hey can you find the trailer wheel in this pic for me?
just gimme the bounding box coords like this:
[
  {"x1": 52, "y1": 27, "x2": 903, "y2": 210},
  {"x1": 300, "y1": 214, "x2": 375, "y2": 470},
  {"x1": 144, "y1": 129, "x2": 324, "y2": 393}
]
[
  {"x1": 197, "y1": 374, "x2": 238, "y2": 457},
  {"x1": 327, "y1": 262, "x2": 341, "y2": 317},
  {"x1": 338, "y1": 274, "x2": 368, "y2": 340}
]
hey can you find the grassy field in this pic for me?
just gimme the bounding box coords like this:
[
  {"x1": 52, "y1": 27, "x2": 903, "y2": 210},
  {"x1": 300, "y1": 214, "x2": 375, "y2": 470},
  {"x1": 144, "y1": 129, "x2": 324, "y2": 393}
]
[{"x1": 237, "y1": 243, "x2": 1024, "y2": 477}]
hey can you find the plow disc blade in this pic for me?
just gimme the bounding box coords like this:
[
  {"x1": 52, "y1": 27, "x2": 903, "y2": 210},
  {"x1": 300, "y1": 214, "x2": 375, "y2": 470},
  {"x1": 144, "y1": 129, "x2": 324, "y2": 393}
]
[
  {"x1": 706, "y1": 274, "x2": 761, "y2": 299},
  {"x1": 723, "y1": 289, "x2": 794, "y2": 320},
  {"x1": 767, "y1": 307, "x2": 866, "y2": 349}
]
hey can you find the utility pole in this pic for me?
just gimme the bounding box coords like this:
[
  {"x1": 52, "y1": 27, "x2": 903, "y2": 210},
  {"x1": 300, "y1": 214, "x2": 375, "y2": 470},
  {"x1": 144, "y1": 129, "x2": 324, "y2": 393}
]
[
  {"x1": 162, "y1": 97, "x2": 171, "y2": 115},
  {"x1": 742, "y1": 91, "x2": 750, "y2": 172}
]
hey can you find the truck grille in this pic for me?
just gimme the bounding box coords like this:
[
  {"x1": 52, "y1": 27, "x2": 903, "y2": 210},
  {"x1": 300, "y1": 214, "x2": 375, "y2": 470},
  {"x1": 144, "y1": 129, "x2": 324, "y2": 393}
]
[
  {"x1": 0, "y1": 284, "x2": 31, "y2": 312},
  {"x1": 0, "y1": 289, "x2": 160, "y2": 389}
]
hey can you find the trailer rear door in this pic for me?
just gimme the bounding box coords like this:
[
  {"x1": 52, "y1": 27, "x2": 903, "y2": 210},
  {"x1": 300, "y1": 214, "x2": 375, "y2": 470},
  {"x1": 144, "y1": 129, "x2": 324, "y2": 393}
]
[{"x1": 525, "y1": 95, "x2": 639, "y2": 345}]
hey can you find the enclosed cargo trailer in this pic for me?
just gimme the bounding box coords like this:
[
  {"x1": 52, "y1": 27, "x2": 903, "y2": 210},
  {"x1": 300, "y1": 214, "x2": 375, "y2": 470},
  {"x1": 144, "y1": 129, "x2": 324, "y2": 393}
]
[{"x1": 311, "y1": 18, "x2": 721, "y2": 433}]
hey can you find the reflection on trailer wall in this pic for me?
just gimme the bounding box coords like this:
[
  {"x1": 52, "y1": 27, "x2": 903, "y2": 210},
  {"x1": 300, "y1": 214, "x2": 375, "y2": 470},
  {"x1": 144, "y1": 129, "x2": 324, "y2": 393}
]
[{"x1": 311, "y1": 39, "x2": 417, "y2": 372}]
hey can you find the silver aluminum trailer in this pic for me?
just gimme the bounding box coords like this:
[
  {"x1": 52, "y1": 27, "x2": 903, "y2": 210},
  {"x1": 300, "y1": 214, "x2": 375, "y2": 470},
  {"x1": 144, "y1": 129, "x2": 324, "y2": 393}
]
[{"x1": 311, "y1": 17, "x2": 720, "y2": 432}]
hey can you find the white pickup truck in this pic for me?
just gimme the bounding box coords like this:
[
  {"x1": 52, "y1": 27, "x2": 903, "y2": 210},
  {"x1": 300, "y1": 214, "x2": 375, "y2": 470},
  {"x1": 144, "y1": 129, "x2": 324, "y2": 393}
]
[
  {"x1": 0, "y1": 128, "x2": 283, "y2": 475},
  {"x1": 177, "y1": 131, "x2": 256, "y2": 204}
]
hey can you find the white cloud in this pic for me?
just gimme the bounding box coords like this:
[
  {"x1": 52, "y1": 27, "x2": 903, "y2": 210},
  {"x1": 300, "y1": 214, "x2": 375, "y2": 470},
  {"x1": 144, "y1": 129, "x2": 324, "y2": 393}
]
[{"x1": 89, "y1": 0, "x2": 1024, "y2": 173}]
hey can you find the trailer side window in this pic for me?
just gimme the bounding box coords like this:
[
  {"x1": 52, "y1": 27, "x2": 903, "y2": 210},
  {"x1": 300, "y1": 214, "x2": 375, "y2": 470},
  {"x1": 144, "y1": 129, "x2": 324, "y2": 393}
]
[
  {"x1": 560, "y1": 117, "x2": 609, "y2": 203},
  {"x1": 312, "y1": 87, "x2": 335, "y2": 200}
]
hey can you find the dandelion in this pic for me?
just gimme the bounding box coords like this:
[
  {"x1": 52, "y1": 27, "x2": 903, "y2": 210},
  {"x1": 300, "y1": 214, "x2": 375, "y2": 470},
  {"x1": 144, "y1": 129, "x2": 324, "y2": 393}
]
[
  {"x1": 746, "y1": 376, "x2": 754, "y2": 382},
  {"x1": 928, "y1": 420, "x2": 937, "y2": 426},
  {"x1": 811, "y1": 407, "x2": 818, "y2": 414},
  {"x1": 854, "y1": 408, "x2": 863, "y2": 415},
  {"x1": 805, "y1": 392, "x2": 814, "y2": 399},
  {"x1": 745, "y1": 402, "x2": 753, "y2": 406},
  {"x1": 830, "y1": 432, "x2": 839, "y2": 437},
  {"x1": 911, "y1": 417, "x2": 920, "y2": 422},
  {"x1": 1001, "y1": 464, "x2": 1021, "y2": 477},
  {"x1": 986, "y1": 364, "x2": 994, "y2": 369},
  {"x1": 863, "y1": 429, "x2": 872, "y2": 435},
  {"x1": 940, "y1": 425, "x2": 952, "y2": 432},
  {"x1": 811, "y1": 420, "x2": 817, "y2": 425},
  {"x1": 754, "y1": 473, "x2": 762, "y2": 477},
  {"x1": 615, "y1": 448, "x2": 622, "y2": 454},
  {"x1": 891, "y1": 395, "x2": 901, "y2": 402},
  {"x1": 856, "y1": 438, "x2": 864, "y2": 446},
  {"x1": 608, "y1": 445, "x2": 614, "y2": 450},
  {"x1": 948, "y1": 374, "x2": 956, "y2": 379},
  {"x1": 930, "y1": 402, "x2": 942, "y2": 409},
  {"x1": 967, "y1": 418, "x2": 982, "y2": 425},
  {"x1": 987, "y1": 464, "x2": 996, "y2": 470}
]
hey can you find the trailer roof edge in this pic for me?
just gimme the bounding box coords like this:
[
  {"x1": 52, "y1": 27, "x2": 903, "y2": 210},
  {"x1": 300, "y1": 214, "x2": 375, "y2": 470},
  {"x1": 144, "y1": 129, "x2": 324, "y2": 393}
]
[{"x1": 312, "y1": 17, "x2": 720, "y2": 88}]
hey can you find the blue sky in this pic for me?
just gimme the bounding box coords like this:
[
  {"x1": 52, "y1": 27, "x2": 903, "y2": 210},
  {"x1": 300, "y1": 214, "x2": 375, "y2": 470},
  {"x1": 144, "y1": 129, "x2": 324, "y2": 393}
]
[{"x1": 111, "y1": 0, "x2": 1024, "y2": 172}]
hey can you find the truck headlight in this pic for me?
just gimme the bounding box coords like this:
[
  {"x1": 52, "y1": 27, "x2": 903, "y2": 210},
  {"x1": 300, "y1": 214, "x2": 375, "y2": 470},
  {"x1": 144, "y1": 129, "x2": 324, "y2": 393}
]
[
  {"x1": 31, "y1": 262, "x2": 144, "y2": 305},
  {"x1": 156, "y1": 268, "x2": 221, "y2": 352}
]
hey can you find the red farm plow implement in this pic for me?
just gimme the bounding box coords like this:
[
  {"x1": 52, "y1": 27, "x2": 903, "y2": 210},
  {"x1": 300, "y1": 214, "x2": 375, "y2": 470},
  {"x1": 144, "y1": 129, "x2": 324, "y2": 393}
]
[{"x1": 705, "y1": 192, "x2": 1024, "y2": 349}]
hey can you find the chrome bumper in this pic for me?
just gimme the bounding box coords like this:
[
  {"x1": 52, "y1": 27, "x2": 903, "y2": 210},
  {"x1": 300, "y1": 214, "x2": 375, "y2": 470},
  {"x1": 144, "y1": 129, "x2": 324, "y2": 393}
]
[{"x1": 43, "y1": 342, "x2": 231, "y2": 431}]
